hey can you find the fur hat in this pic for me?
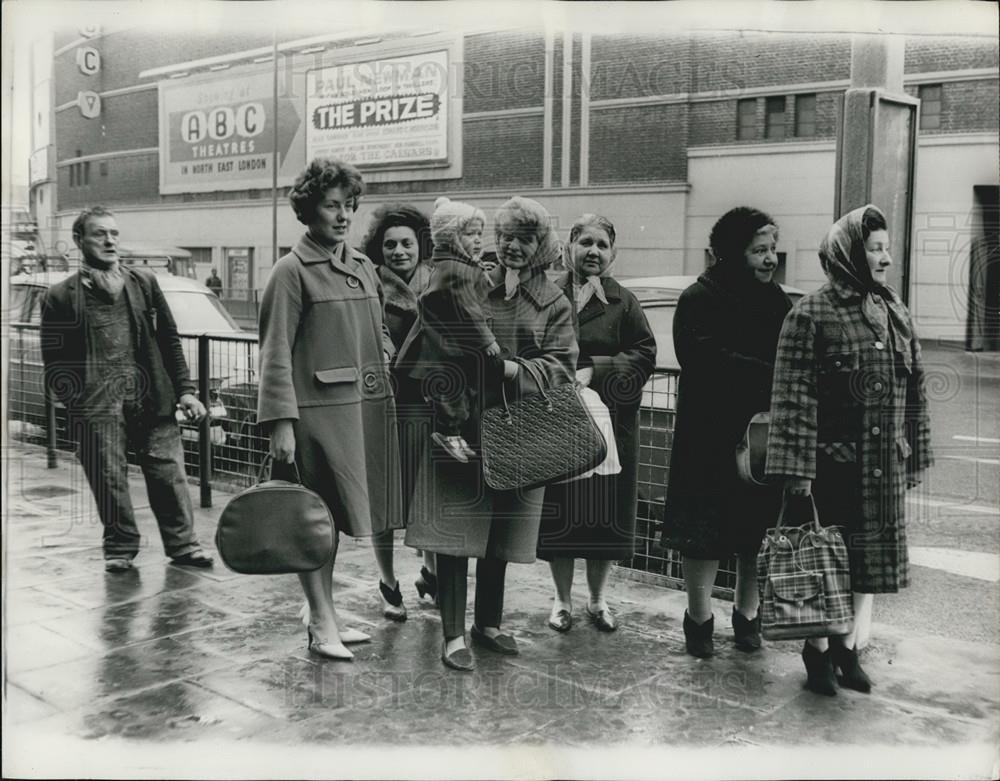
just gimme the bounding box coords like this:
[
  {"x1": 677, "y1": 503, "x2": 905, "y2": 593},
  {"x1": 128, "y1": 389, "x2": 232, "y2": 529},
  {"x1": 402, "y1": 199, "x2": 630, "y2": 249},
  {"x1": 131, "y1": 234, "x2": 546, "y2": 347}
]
[{"x1": 430, "y1": 197, "x2": 485, "y2": 254}]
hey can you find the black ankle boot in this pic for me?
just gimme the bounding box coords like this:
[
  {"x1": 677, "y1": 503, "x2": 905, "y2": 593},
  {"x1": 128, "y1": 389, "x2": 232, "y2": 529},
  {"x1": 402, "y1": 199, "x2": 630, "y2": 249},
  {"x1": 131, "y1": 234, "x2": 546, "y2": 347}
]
[
  {"x1": 683, "y1": 611, "x2": 714, "y2": 658},
  {"x1": 830, "y1": 636, "x2": 872, "y2": 693},
  {"x1": 732, "y1": 607, "x2": 762, "y2": 652},
  {"x1": 801, "y1": 641, "x2": 837, "y2": 696},
  {"x1": 415, "y1": 566, "x2": 438, "y2": 603}
]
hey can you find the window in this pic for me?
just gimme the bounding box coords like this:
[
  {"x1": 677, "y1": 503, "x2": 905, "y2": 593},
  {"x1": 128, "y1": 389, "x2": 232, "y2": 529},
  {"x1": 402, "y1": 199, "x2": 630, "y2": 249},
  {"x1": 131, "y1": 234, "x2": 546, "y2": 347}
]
[
  {"x1": 100, "y1": 161, "x2": 108, "y2": 177},
  {"x1": 82, "y1": 161, "x2": 90, "y2": 186},
  {"x1": 795, "y1": 94, "x2": 816, "y2": 137},
  {"x1": 919, "y1": 84, "x2": 942, "y2": 130},
  {"x1": 181, "y1": 247, "x2": 213, "y2": 266},
  {"x1": 765, "y1": 96, "x2": 786, "y2": 139},
  {"x1": 737, "y1": 99, "x2": 756, "y2": 140}
]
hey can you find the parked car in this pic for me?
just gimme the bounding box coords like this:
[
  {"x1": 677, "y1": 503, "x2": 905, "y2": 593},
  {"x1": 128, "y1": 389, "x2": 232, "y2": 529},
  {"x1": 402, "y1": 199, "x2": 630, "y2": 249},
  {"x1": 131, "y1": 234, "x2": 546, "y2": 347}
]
[{"x1": 7, "y1": 272, "x2": 255, "y2": 450}]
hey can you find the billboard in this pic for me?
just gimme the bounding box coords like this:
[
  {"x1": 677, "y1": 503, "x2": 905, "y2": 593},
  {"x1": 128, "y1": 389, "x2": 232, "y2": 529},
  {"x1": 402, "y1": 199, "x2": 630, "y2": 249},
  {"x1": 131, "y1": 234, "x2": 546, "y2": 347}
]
[
  {"x1": 158, "y1": 66, "x2": 305, "y2": 194},
  {"x1": 306, "y1": 49, "x2": 450, "y2": 169}
]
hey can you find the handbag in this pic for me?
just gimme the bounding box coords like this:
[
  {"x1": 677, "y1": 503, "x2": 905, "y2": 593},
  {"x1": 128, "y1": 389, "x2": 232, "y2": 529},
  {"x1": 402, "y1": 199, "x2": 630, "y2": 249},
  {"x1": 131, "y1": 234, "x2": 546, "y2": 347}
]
[
  {"x1": 553, "y1": 386, "x2": 622, "y2": 484},
  {"x1": 756, "y1": 495, "x2": 854, "y2": 640},
  {"x1": 736, "y1": 411, "x2": 772, "y2": 486},
  {"x1": 480, "y1": 358, "x2": 607, "y2": 491},
  {"x1": 215, "y1": 456, "x2": 335, "y2": 575}
]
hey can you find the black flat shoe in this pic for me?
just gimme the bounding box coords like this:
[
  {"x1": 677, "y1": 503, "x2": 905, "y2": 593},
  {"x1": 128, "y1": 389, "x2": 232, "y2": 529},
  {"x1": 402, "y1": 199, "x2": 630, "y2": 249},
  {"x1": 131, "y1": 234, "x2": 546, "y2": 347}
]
[
  {"x1": 170, "y1": 550, "x2": 214, "y2": 568},
  {"x1": 415, "y1": 566, "x2": 438, "y2": 603},
  {"x1": 830, "y1": 636, "x2": 872, "y2": 693},
  {"x1": 548, "y1": 608, "x2": 572, "y2": 633},
  {"x1": 379, "y1": 579, "x2": 407, "y2": 622},
  {"x1": 587, "y1": 606, "x2": 618, "y2": 633},
  {"x1": 441, "y1": 639, "x2": 475, "y2": 671},
  {"x1": 683, "y1": 611, "x2": 714, "y2": 658},
  {"x1": 470, "y1": 624, "x2": 519, "y2": 655},
  {"x1": 732, "y1": 607, "x2": 762, "y2": 652},
  {"x1": 802, "y1": 641, "x2": 837, "y2": 696}
]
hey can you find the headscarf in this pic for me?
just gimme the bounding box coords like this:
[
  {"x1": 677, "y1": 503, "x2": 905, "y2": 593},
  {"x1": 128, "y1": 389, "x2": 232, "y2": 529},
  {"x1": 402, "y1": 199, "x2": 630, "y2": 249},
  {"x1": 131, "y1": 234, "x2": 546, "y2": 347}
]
[
  {"x1": 819, "y1": 204, "x2": 912, "y2": 367},
  {"x1": 494, "y1": 196, "x2": 562, "y2": 300},
  {"x1": 430, "y1": 197, "x2": 485, "y2": 262},
  {"x1": 566, "y1": 213, "x2": 616, "y2": 312}
]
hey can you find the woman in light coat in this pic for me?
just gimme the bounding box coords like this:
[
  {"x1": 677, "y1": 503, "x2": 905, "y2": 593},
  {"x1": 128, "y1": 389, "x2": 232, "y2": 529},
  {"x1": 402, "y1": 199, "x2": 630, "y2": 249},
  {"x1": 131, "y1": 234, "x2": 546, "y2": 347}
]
[
  {"x1": 257, "y1": 158, "x2": 402, "y2": 660},
  {"x1": 767, "y1": 204, "x2": 932, "y2": 695},
  {"x1": 403, "y1": 196, "x2": 577, "y2": 671}
]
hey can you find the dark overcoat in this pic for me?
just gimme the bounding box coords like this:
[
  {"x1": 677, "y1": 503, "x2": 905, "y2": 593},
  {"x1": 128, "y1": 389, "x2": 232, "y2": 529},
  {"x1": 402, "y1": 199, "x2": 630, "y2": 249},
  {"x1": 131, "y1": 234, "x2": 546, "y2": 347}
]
[
  {"x1": 41, "y1": 267, "x2": 196, "y2": 419},
  {"x1": 404, "y1": 270, "x2": 578, "y2": 563},
  {"x1": 377, "y1": 261, "x2": 433, "y2": 350},
  {"x1": 538, "y1": 274, "x2": 657, "y2": 560},
  {"x1": 257, "y1": 233, "x2": 402, "y2": 538},
  {"x1": 765, "y1": 282, "x2": 933, "y2": 593},
  {"x1": 661, "y1": 267, "x2": 791, "y2": 558}
]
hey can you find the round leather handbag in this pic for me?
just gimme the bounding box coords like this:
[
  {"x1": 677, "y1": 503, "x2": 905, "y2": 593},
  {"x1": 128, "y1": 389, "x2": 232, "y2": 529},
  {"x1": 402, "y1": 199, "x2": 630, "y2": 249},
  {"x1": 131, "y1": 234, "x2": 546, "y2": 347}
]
[
  {"x1": 215, "y1": 457, "x2": 335, "y2": 575},
  {"x1": 735, "y1": 411, "x2": 772, "y2": 486}
]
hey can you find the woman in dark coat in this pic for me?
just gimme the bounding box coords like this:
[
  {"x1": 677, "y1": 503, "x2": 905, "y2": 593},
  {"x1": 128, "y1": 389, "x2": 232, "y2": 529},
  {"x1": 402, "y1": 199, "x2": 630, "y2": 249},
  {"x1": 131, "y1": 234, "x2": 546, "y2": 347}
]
[
  {"x1": 360, "y1": 203, "x2": 435, "y2": 620},
  {"x1": 767, "y1": 205, "x2": 932, "y2": 696},
  {"x1": 661, "y1": 206, "x2": 791, "y2": 658},
  {"x1": 403, "y1": 196, "x2": 577, "y2": 672},
  {"x1": 538, "y1": 214, "x2": 656, "y2": 633},
  {"x1": 258, "y1": 158, "x2": 402, "y2": 660}
]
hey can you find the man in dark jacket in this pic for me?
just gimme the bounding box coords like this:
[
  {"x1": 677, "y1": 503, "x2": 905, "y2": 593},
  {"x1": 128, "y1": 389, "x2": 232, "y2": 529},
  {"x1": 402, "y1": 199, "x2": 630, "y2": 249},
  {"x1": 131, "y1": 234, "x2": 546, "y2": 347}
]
[
  {"x1": 205, "y1": 268, "x2": 223, "y2": 296},
  {"x1": 41, "y1": 206, "x2": 214, "y2": 572}
]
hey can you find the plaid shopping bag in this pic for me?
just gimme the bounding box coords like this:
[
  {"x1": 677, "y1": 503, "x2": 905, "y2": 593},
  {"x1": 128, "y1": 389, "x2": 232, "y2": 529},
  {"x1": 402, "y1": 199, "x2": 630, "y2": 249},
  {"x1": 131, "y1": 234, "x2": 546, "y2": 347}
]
[{"x1": 756, "y1": 497, "x2": 854, "y2": 640}]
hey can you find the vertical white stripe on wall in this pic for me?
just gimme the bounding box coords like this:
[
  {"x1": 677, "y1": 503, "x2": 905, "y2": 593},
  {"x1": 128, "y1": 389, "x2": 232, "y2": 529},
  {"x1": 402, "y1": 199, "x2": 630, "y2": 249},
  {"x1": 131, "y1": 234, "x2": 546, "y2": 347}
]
[
  {"x1": 561, "y1": 31, "x2": 573, "y2": 188},
  {"x1": 579, "y1": 33, "x2": 591, "y2": 187},
  {"x1": 543, "y1": 31, "x2": 555, "y2": 190}
]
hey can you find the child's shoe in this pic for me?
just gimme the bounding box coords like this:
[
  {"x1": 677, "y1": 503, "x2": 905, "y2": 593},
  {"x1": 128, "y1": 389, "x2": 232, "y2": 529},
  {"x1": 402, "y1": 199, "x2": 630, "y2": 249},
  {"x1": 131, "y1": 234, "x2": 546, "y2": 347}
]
[{"x1": 432, "y1": 432, "x2": 470, "y2": 463}]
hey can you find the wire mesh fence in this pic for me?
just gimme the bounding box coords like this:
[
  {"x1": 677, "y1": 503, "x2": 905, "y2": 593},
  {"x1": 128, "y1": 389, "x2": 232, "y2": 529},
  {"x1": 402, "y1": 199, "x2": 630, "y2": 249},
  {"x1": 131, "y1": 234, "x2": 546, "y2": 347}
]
[{"x1": 7, "y1": 323, "x2": 736, "y2": 596}]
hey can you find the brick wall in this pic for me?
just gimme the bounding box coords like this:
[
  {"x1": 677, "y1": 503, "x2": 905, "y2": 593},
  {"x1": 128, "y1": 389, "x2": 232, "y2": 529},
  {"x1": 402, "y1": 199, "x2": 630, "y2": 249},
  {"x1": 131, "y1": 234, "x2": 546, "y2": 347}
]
[
  {"x1": 905, "y1": 35, "x2": 999, "y2": 73},
  {"x1": 906, "y1": 80, "x2": 1000, "y2": 134},
  {"x1": 463, "y1": 32, "x2": 546, "y2": 113},
  {"x1": 689, "y1": 91, "x2": 840, "y2": 146},
  {"x1": 590, "y1": 33, "x2": 692, "y2": 100},
  {"x1": 589, "y1": 104, "x2": 688, "y2": 183}
]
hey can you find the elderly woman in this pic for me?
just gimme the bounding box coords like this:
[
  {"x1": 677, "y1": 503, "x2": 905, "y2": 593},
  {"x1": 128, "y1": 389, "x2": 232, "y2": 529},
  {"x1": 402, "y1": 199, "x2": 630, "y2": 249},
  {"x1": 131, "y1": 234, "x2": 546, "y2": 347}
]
[
  {"x1": 403, "y1": 196, "x2": 576, "y2": 671},
  {"x1": 538, "y1": 214, "x2": 656, "y2": 632},
  {"x1": 360, "y1": 203, "x2": 435, "y2": 618},
  {"x1": 767, "y1": 205, "x2": 932, "y2": 696},
  {"x1": 257, "y1": 158, "x2": 402, "y2": 660},
  {"x1": 662, "y1": 206, "x2": 792, "y2": 658}
]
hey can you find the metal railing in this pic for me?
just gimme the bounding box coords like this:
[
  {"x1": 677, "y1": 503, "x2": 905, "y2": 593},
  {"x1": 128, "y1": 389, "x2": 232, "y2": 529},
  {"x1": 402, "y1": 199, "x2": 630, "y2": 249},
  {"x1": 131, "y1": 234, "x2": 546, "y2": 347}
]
[{"x1": 7, "y1": 323, "x2": 736, "y2": 594}]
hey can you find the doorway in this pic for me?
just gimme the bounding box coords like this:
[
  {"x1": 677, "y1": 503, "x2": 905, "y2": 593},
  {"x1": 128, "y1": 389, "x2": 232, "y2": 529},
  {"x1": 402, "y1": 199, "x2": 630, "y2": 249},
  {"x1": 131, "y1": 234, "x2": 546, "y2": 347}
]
[{"x1": 967, "y1": 186, "x2": 1000, "y2": 352}]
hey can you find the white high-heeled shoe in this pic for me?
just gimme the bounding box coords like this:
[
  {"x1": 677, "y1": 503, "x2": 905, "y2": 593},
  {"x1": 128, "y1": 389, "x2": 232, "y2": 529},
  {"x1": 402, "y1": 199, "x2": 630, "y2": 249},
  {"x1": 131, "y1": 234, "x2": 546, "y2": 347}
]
[{"x1": 298, "y1": 601, "x2": 371, "y2": 645}]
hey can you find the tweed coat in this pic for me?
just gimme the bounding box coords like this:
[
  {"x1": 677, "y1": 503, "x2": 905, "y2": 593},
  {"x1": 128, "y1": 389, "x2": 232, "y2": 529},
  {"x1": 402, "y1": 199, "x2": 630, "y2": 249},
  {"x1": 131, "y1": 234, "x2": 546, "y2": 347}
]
[
  {"x1": 766, "y1": 224, "x2": 932, "y2": 593},
  {"x1": 538, "y1": 273, "x2": 656, "y2": 560},
  {"x1": 661, "y1": 265, "x2": 791, "y2": 558},
  {"x1": 257, "y1": 233, "x2": 402, "y2": 538},
  {"x1": 41, "y1": 267, "x2": 196, "y2": 420},
  {"x1": 403, "y1": 269, "x2": 578, "y2": 562}
]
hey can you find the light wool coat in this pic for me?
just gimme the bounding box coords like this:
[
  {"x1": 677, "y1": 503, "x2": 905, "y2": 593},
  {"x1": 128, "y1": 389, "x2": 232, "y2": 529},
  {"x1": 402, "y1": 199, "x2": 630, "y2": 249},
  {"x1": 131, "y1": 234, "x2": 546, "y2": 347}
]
[{"x1": 257, "y1": 233, "x2": 402, "y2": 537}]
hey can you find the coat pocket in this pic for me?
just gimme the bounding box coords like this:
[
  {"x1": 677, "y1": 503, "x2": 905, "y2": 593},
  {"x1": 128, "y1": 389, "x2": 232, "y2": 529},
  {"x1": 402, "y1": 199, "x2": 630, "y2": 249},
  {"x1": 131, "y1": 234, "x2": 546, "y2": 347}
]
[
  {"x1": 314, "y1": 367, "x2": 359, "y2": 385},
  {"x1": 817, "y1": 441, "x2": 857, "y2": 463}
]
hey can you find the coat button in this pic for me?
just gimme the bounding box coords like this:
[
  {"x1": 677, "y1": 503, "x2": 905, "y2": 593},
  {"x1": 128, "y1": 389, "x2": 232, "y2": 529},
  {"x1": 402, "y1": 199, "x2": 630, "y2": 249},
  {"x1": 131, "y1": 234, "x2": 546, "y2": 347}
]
[
  {"x1": 363, "y1": 372, "x2": 377, "y2": 389},
  {"x1": 871, "y1": 426, "x2": 881, "y2": 435},
  {"x1": 347, "y1": 276, "x2": 360, "y2": 288},
  {"x1": 873, "y1": 468, "x2": 883, "y2": 478},
  {"x1": 875, "y1": 341, "x2": 885, "y2": 350},
  {"x1": 834, "y1": 360, "x2": 843, "y2": 368},
  {"x1": 873, "y1": 382, "x2": 883, "y2": 391}
]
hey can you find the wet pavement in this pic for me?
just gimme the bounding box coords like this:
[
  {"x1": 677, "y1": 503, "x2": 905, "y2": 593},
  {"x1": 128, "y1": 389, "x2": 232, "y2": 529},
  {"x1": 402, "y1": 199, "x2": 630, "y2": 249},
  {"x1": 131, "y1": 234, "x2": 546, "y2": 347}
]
[{"x1": 3, "y1": 441, "x2": 999, "y2": 779}]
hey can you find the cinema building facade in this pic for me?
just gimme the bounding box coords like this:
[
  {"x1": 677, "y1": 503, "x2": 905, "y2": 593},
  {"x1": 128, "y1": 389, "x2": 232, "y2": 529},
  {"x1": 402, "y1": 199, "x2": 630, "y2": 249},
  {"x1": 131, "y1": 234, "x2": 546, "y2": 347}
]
[{"x1": 29, "y1": 25, "x2": 999, "y2": 344}]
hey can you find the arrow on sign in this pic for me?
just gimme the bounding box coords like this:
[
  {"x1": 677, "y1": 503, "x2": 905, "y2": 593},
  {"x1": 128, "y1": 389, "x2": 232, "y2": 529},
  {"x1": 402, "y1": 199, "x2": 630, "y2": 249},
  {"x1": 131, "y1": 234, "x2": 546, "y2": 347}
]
[{"x1": 78, "y1": 91, "x2": 101, "y2": 119}]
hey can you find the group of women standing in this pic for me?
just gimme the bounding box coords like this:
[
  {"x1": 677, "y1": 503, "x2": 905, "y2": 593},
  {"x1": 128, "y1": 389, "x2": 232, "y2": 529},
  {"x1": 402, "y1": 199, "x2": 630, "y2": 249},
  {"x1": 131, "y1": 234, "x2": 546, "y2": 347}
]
[{"x1": 257, "y1": 156, "x2": 931, "y2": 693}]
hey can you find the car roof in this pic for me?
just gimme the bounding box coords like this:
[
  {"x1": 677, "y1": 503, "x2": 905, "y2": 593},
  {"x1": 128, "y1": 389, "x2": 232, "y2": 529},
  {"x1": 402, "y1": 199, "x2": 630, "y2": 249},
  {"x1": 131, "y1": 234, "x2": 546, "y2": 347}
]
[
  {"x1": 621, "y1": 274, "x2": 805, "y2": 300},
  {"x1": 10, "y1": 270, "x2": 210, "y2": 292}
]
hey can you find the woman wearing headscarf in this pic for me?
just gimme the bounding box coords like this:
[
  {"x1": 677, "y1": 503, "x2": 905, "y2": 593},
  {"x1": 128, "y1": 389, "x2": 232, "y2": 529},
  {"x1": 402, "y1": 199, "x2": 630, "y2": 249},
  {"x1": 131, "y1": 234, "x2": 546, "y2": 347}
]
[
  {"x1": 662, "y1": 206, "x2": 792, "y2": 659},
  {"x1": 360, "y1": 203, "x2": 435, "y2": 618},
  {"x1": 403, "y1": 196, "x2": 577, "y2": 671},
  {"x1": 538, "y1": 214, "x2": 656, "y2": 633},
  {"x1": 767, "y1": 204, "x2": 932, "y2": 696}
]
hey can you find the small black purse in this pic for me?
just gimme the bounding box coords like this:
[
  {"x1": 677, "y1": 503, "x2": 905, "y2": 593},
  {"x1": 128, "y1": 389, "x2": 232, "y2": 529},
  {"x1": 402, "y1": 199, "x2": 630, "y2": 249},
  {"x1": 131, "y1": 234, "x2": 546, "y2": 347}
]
[{"x1": 480, "y1": 359, "x2": 607, "y2": 491}]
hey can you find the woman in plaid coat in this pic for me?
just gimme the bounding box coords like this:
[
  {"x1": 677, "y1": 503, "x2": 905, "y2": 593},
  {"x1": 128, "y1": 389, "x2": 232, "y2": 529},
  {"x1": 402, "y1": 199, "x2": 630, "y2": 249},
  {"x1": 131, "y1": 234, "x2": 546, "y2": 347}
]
[{"x1": 766, "y1": 204, "x2": 932, "y2": 696}]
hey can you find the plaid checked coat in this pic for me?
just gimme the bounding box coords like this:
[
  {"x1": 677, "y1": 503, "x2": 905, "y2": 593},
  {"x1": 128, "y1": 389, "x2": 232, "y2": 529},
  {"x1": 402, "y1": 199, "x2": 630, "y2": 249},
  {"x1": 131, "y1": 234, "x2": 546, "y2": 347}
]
[{"x1": 766, "y1": 207, "x2": 933, "y2": 593}]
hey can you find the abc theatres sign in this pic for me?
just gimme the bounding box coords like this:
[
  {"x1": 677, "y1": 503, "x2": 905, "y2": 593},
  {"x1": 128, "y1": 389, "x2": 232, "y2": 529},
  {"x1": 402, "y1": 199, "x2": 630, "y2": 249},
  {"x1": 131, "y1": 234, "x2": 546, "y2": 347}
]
[
  {"x1": 157, "y1": 66, "x2": 305, "y2": 194},
  {"x1": 306, "y1": 50, "x2": 450, "y2": 167}
]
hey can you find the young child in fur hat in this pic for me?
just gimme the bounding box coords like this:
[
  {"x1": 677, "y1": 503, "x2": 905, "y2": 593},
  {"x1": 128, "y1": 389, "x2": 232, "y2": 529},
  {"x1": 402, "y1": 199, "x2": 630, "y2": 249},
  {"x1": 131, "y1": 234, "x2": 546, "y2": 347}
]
[{"x1": 396, "y1": 197, "x2": 501, "y2": 463}]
